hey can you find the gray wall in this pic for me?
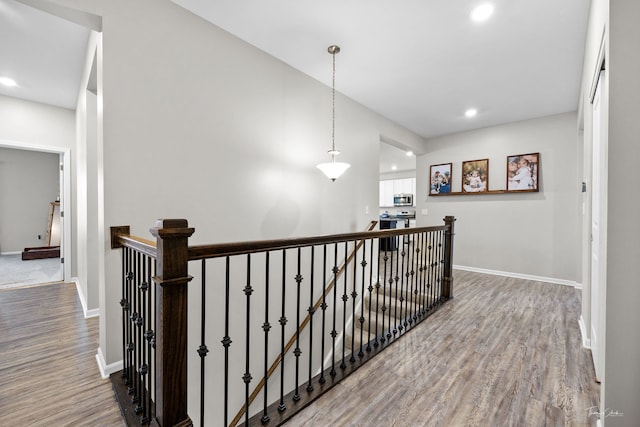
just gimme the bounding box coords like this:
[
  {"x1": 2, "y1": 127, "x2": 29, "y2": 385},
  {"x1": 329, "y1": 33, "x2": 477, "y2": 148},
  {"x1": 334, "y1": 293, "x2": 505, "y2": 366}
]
[
  {"x1": 0, "y1": 147, "x2": 60, "y2": 253},
  {"x1": 417, "y1": 112, "x2": 579, "y2": 282},
  {"x1": 603, "y1": 0, "x2": 640, "y2": 423}
]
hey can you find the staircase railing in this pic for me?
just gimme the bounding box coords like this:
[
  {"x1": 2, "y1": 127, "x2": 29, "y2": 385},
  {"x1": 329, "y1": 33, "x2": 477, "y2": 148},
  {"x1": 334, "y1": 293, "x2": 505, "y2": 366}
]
[{"x1": 110, "y1": 216, "x2": 456, "y2": 426}]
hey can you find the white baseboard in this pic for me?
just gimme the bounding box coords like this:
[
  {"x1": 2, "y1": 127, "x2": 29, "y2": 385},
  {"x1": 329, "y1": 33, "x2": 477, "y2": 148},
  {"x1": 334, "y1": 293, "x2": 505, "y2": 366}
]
[
  {"x1": 453, "y1": 264, "x2": 578, "y2": 287},
  {"x1": 72, "y1": 277, "x2": 99, "y2": 318},
  {"x1": 579, "y1": 315, "x2": 591, "y2": 349},
  {"x1": 0, "y1": 251, "x2": 21, "y2": 256},
  {"x1": 96, "y1": 347, "x2": 123, "y2": 379}
]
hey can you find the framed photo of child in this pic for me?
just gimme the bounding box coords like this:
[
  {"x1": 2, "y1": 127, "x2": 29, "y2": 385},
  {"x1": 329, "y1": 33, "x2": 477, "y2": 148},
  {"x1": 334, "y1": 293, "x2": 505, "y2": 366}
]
[
  {"x1": 429, "y1": 163, "x2": 452, "y2": 194},
  {"x1": 506, "y1": 152, "x2": 539, "y2": 192},
  {"x1": 462, "y1": 159, "x2": 489, "y2": 192}
]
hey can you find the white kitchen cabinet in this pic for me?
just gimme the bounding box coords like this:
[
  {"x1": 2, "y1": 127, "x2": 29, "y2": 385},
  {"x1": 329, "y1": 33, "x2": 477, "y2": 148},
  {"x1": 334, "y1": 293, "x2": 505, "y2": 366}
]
[
  {"x1": 393, "y1": 178, "x2": 411, "y2": 195},
  {"x1": 379, "y1": 180, "x2": 395, "y2": 207},
  {"x1": 379, "y1": 177, "x2": 417, "y2": 206}
]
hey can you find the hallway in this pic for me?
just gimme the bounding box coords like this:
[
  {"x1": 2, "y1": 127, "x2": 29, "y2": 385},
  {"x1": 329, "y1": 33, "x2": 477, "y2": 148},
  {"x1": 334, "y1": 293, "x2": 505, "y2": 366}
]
[
  {"x1": 290, "y1": 270, "x2": 600, "y2": 426},
  {"x1": 0, "y1": 282, "x2": 124, "y2": 426}
]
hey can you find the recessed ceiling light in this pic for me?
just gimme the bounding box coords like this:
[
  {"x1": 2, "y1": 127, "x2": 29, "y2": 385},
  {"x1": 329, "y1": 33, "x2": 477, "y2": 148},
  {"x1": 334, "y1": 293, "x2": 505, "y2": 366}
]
[
  {"x1": 471, "y1": 4, "x2": 494, "y2": 22},
  {"x1": 391, "y1": 165, "x2": 397, "y2": 171},
  {"x1": 465, "y1": 108, "x2": 478, "y2": 118},
  {"x1": 0, "y1": 77, "x2": 18, "y2": 87},
  {"x1": 406, "y1": 151, "x2": 414, "y2": 156}
]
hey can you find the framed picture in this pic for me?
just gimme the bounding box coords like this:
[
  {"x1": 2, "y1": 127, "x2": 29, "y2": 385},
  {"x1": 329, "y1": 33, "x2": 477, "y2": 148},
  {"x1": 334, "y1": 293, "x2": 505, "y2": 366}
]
[
  {"x1": 429, "y1": 163, "x2": 452, "y2": 194},
  {"x1": 462, "y1": 159, "x2": 489, "y2": 192},
  {"x1": 506, "y1": 152, "x2": 539, "y2": 191}
]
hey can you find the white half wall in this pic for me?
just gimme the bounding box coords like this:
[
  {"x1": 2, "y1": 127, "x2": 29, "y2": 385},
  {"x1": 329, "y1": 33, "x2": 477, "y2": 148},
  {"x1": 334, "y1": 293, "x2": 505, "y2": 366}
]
[{"x1": 417, "y1": 112, "x2": 579, "y2": 282}]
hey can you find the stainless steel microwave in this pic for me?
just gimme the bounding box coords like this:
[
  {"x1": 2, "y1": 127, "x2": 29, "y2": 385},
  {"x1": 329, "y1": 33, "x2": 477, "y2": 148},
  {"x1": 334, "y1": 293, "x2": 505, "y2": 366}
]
[{"x1": 393, "y1": 194, "x2": 413, "y2": 206}]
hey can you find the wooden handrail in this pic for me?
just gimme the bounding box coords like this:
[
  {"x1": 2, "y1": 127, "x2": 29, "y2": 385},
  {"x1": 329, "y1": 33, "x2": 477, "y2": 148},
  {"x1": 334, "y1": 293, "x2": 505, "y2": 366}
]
[
  {"x1": 111, "y1": 221, "x2": 445, "y2": 262},
  {"x1": 187, "y1": 224, "x2": 444, "y2": 260},
  {"x1": 228, "y1": 220, "x2": 379, "y2": 427}
]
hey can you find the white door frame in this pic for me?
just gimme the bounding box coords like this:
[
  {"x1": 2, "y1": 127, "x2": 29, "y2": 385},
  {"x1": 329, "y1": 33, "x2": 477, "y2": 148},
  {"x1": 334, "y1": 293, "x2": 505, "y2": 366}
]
[
  {"x1": 588, "y1": 58, "x2": 607, "y2": 383},
  {"x1": 0, "y1": 139, "x2": 71, "y2": 282}
]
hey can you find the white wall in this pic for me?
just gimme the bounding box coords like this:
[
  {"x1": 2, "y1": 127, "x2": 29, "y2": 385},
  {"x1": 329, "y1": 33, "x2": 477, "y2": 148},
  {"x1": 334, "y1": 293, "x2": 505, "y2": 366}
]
[
  {"x1": 602, "y1": 0, "x2": 640, "y2": 424},
  {"x1": 0, "y1": 147, "x2": 59, "y2": 252},
  {"x1": 74, "y1": 32, "x2": 101, "y2": 316},
  {"x1": 0, "y1": 95, "x2": 75, "y2": 146},
  {"x1": 47, "y1": 0, "x2": 425, "y2": 377},
  {"x1": 417, "y1": 112, "x2": 579, "y2": 282}
]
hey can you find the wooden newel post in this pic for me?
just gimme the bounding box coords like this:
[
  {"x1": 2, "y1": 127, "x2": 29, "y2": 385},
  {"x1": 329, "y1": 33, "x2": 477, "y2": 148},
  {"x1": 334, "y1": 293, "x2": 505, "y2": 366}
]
[
  {"x1": 150, "y1": 219, "x2": 195, "y2": 427},
  {"x1": 442, "y1": 215, "x2": 456, "y2": 299}
]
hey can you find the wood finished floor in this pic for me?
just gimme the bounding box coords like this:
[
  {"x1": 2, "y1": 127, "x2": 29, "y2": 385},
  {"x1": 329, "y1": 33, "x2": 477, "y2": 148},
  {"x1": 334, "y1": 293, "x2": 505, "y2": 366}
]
[
  {"x1": 0, "y1": 282, "x2": 125, "y2": 426},
  {"x1": 289, "y1": 270, "x2": 600, "y2": 427}
]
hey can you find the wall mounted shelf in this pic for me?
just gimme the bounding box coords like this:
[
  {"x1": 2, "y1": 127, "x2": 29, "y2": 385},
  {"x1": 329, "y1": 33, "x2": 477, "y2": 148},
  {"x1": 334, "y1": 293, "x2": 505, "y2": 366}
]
[{"x1": 429, "y1": 189, "x2": 538, "y2": 196}]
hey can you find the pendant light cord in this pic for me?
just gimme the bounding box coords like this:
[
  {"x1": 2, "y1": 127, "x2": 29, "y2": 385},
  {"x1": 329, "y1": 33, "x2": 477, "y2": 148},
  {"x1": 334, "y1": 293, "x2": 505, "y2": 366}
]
[{"x1": 331, "y1": 49, "x2": 336, "y2": 156}]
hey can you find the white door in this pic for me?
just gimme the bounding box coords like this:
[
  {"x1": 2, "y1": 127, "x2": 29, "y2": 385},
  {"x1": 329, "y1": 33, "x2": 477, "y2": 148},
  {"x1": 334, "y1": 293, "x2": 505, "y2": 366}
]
[{"x1": 590, "y1": 70, "x2": 607, "y2": 382}]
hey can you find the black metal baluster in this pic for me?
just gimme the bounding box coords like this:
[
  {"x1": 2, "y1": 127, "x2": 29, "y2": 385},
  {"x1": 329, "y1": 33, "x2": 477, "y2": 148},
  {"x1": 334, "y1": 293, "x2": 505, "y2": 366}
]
[
  {"x1": 409, "y1": 233, "x2": 418, "y2": 322},
  {"x1": 350, "y1": 240, "x2": 358, "y2": 363},
  {"x1": 433, "y1": 230, "x2": 440, "y2": 307},
  {"x1": 144, "y1": 256, "x2": 153, "y2": 424},
  {"x1": 377, "y1": 244, "x2": 386, "y2": 346},
  {"x1": 417, "y1": 231, "x2": 425, "y2": 317},
  {"x1": 306, "y1": 247, "x2": 315, "y2": 393},
  {"x1": 278, "y1": 250, "x2": 287, "y2": 412},
  {"x1": 397, "y1": 236, "x2": 404, "y2": 335},
  {"x1": 341, "y1": 241, "x2": 348, "y2": 369},
  {"x1": 380, "y1": 245, "x2": 388, "y2": 345},
  {"x1": 148, "y1": 258, "x2": 157, "y2": 418},
  {"x1": 134, "y1": 251, "x2": 142, "y2": 412},
  {"x1": 330, "y1": 244, "x2": 338, "y2": 377},
  {"x1": 431, "y1": 231, "x2": 439, "y2": 310},
  {"x1": 138, "y1": 254, "x2": 149, "y2": 423},
  {"x1": 388, "y1": 244, "x2": 396, "y2": 340},
  {"x1": 366, "y1": 240, "x2": 374, "y2": 352},
  {"x1": 120, "y1": 248, "x2": 128, "y2": 384},
  {"x1": 126, "y1": 248, "x2": 134, "y2": 391},
  {"x1": 407, "y1": 232, "x2": 413, "y2": 326},
  {"x1": 198, "y1": 260, "x2": 209, "y2": 427},
  {"x1": 243, "y1": 254, "x2": 253, "y2": 427},
  {"x1": 409, "y1": 231, "x2": 416, "y2": 325},
  {"x1": 127, "y1": 248, "x2": 135, "y2": 394},
  {"x1": 426, "y1": 231, "x2": 434, "y2": 312},
  {"x1": 414, "y1": 232, "x2": 421, "y2": 317},
  {"x1": 358, "y1": 239, "x2": 367, "y2": 358},
  {"x1": 293, "y1": 248, "x2": 302, "y2": 401},
  {"x1": 319, "y1": 245, "x2": 327, "y2": 384},
  {"x1": 222, "y1": 256, "x2": 232, "y2": 427},
  {"x1": 438, "y1": 229, "x2": 445, "y2": 302},
  {"x1": 262, "y1": 252, "x2": 271, "y2": 423}
]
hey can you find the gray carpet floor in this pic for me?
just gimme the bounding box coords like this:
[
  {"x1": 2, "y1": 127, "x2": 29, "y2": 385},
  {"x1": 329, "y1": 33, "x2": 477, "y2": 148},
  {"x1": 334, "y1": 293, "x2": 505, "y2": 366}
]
[{"x1": 0, "y1": 254, "x2": 63, "y2": 289}]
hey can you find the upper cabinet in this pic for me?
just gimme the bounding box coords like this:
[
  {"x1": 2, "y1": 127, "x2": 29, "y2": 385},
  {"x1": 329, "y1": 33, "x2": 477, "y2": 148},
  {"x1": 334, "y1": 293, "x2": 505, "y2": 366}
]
[{"x1": 379, "y1": 177, "x2": 416, "y2": 207}]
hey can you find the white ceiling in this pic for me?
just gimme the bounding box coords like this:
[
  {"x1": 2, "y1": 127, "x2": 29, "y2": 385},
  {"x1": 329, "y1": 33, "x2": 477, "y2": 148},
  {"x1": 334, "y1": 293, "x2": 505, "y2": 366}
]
[
  {"x1": 172, "y1": 0, "x2": 591, "y2": 139},
  {"x1": 1, "y1": 0, "x2": 590, "y2": 163},
  {"x1": 379, "y1": 142, "x2": 416, "y2": 174},
  {"x1": 0, "y1": 0, "x2": 89, "y2": 109}
]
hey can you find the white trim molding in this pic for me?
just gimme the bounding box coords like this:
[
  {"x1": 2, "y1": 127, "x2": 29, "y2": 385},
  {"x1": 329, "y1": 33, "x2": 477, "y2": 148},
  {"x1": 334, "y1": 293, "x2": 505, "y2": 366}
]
[
  {"x1": 96, "y1": 347, "x2": 123, "y2": 379},
  {"x1": 73, "y1": 277, "x2": 99, "y2": 318},
  {"x1": 579, "y1": 315, "x2": 591, "y2": 349},
  {"x1": 453, "y1": 264, "x2": 578, "y2": 287},
  {"x1": 0, "y1": 251, "x2": 22, "y2": 256}
]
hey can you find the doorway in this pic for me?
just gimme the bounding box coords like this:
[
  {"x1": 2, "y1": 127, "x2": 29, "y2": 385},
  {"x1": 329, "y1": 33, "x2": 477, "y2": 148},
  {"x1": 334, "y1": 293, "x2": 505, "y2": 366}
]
[
  {"x1": 0, "y1": 142, "x2": 71, "y2": 288},
  {"x1": 589, "y1": 67, "x2": 607, "y2": 382}
]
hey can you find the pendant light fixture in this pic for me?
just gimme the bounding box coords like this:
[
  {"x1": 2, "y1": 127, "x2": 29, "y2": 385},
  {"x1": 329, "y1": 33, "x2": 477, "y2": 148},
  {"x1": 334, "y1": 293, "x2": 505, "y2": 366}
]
[{"x1": 317, "y1": 45, "x2": 350, "y2": 181}]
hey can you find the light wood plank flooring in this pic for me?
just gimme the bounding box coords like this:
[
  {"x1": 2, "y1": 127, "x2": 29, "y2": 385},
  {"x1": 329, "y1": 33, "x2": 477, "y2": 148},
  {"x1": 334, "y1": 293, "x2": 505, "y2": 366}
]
[
  {"x1": 0, "y1": 282, "x2": 125, "y2": 426},
  {"x1": 289, "y1": 270, "x2": 600, "y2": 426}
]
